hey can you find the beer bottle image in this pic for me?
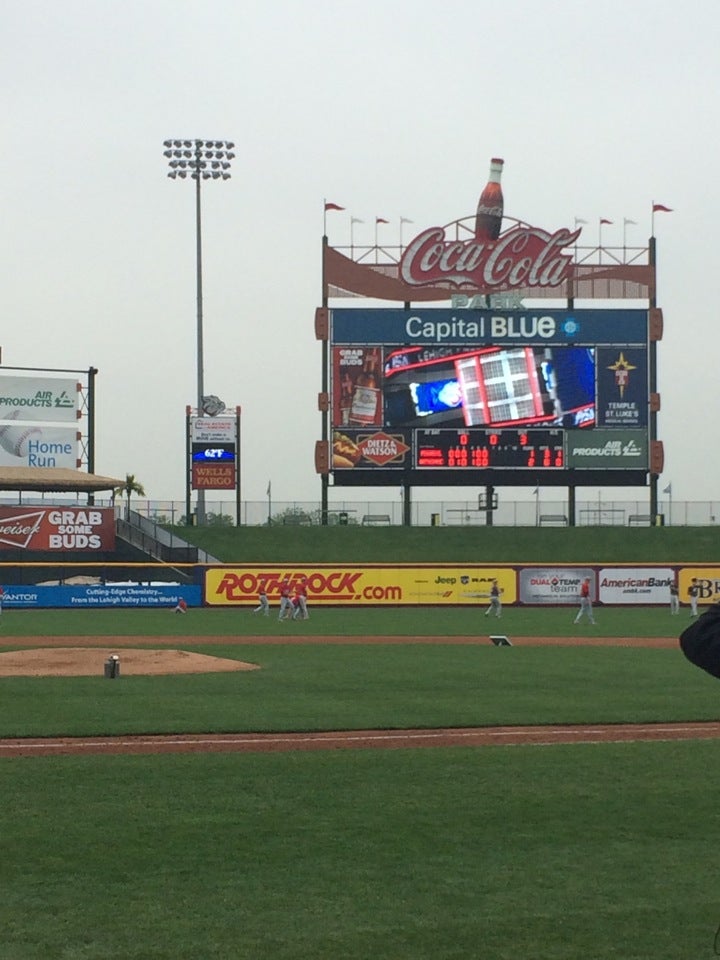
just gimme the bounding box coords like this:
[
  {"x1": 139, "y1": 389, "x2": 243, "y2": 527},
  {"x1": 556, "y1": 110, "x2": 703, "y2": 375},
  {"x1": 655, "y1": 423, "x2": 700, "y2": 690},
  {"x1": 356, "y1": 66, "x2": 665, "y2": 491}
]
[
  {"x1": 474, "y1": 157, "x2": 504, "y2": 241},
  {"x1": 338, "y1": 370, "x2": 354, "y2": 425},
  {"x1": 349, "y1": 349, "x2": 381, "y2": 426}
]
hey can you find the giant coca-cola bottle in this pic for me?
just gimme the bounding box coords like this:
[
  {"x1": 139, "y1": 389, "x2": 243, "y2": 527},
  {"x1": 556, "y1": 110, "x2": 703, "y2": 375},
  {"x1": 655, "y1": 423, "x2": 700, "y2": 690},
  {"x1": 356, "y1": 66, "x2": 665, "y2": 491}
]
[{"x1": 474, "y1": 157, "x2": 504, "y2": 241}]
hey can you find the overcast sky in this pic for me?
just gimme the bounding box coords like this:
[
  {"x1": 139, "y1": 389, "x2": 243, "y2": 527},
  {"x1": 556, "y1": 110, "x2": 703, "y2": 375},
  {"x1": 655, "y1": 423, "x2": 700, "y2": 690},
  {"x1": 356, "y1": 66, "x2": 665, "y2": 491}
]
[{"x1": 2, "y1": 0, "x2": 717, "y2": 507}]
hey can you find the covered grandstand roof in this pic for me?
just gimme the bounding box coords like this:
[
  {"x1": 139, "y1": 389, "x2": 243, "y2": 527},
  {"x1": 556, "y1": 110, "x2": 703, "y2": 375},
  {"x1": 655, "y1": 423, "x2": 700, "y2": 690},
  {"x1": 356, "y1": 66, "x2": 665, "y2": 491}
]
[{"x1": 0, "y1": 467, "x2": 123, "y2": 493}]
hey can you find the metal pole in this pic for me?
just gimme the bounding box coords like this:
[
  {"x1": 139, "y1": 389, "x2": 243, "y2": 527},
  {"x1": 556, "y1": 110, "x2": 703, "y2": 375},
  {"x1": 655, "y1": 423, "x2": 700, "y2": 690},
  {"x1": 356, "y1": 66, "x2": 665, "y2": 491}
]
[
  {"x1": 235, "y1": 405, "x2": 241, "y2": 527},
  {"x1": 648, "y1": 236, "x2": 658, "y2": 521},
  {"x1": 87, "y1": 366, "x2": 98, "y2": 505},
  {"x1": 195, "y1": 161, "x2": 206, "y2": 524},
  {"x1": 321, "y1": 235, "x2": 329, "y2": 524}
]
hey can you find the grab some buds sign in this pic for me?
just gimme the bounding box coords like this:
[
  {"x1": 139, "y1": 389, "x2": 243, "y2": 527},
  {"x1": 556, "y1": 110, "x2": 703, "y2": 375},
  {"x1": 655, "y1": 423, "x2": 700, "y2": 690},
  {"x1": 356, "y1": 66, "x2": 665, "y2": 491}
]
[{"x1": 0, "y1": 507, "x2": 115, "y2": 551}]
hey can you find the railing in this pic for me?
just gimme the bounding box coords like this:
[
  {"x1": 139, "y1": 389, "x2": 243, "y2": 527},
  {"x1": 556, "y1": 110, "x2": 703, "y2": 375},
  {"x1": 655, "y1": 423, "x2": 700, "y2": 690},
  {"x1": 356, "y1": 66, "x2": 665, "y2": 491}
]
[
  {"x1": 116, "y1": 510, "x2": 221, "y2": 563},
  {"x1": 0, "y1": 495, "x2": 715, "y2": 527}
]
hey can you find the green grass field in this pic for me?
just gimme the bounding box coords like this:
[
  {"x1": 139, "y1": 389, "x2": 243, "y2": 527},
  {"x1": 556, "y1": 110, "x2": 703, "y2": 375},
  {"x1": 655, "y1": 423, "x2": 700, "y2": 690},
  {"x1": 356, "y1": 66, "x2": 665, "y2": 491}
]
[
  {"x1": 2, "y1": 743, "x2": 719, "y2": 959},
  {"x1": 0, "y1": 602, "x2": 695, "y2": 638},
  {"x1": 2, "y1": 529, "x2": 719, "y2": 959}
]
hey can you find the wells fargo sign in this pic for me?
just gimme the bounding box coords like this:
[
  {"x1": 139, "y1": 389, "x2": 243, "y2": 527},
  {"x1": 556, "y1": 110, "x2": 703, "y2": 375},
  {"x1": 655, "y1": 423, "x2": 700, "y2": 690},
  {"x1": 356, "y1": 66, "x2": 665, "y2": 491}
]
[{"x1": 0, "y1": 506, "x2": 115, "y2": 551}]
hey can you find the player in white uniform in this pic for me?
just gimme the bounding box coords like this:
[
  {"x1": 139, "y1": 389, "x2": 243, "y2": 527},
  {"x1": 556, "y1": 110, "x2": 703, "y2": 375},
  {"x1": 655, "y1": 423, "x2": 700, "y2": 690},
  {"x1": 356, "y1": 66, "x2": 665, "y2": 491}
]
[
  {"x1": 484, "y1": 580, "x2": 503, "y2": 618},
  {"x1": 688, "y1": 578, "x2": 699, "y2": 617},
  {"x1": 252, "y1": 582, "x2": 270, "y2": 616},
  {"x1": 573, "y1": 578, "x2": 596, "y2": 624}
]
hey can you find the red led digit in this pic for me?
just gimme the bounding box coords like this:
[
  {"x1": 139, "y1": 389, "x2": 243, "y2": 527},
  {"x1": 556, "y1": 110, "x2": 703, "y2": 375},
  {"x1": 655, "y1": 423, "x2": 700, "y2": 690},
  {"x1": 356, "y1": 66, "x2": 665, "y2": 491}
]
[{"x1": 489, "y1": 434, "x2": 498, "y2": 446}]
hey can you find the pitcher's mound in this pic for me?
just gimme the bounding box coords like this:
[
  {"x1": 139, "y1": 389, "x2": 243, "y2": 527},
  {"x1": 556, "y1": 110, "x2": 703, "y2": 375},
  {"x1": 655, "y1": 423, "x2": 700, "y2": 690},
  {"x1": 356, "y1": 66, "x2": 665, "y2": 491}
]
[{"x1": 0, "y1": 648, "x2": 258, "y2": 677}]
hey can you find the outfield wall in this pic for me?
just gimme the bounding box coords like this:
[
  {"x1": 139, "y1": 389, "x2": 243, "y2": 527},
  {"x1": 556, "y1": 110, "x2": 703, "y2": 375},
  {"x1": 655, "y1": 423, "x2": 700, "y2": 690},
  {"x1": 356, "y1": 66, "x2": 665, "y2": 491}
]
[{"x1": 1, "y1": 562, "x2": 719, "y2": 608}]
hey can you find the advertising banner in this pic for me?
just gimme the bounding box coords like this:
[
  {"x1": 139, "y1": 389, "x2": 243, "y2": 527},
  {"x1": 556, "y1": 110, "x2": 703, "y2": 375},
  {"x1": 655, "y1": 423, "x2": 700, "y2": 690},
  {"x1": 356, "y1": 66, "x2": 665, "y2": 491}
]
[
  {"x1": 518, "y1": 567, "x2": 595, "y2": 604},
  {"x1": 565, "y1": 429, "x2": 648, "y2": 470},
  {"x1": 192, "y1": 462, "x2": 236, "y2": 490},
  {"x1": 0, "y1": 424, "x2": 79, "y2": 468},
  {"x1": 331, "y1": 429, "x2": 411, "y2": 471},
  {"x1": 678, "y1": 568, "x2": 720, "y2": 606},
  {"x1": 330, "y1": 308, "x2": 649, "y2": 347},
  {"x1": 190, "y1": 416, "x2": 237, "y2": 442},
  {"x1": 0, "y1": 584, "x2": 201, "y2": 609},
  {"x1": 0, "y1": 375, "x2": 79, "y2": 423},
  {"x1": 596, "y1": 348, "x2": 648, "y2": 428},
  {"x1": 0, "y1": 506, "x2": 115, "y2": 551},
  {"x1": 598, "y1": 567, "x2": 674, "y2": 604},
  {"x1": 205, "y1": 565, "x2": 517, "y2": 607}
]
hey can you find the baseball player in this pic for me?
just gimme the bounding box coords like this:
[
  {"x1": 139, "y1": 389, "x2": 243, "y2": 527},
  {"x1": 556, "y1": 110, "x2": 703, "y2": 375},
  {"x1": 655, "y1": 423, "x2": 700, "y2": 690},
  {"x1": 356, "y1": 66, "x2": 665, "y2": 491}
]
[
  {"x1": 293, "y1": 577, "x2": 309, "y2": 620},
  {"x1": 669, "y1": 579, "x2": 680, "y2": 615},
  {"x1": 278, "y1": 577, "x2": 293, "y2": 621},
  {"x1": 573, "y1": 577, "x2": 596, "y2": 624},
  {"x1": 173, "y1": 598, "x2": 188, "y2": 613},
  {"x1": 484, "y1": 579, "x2": 503, "y2": 618},
  {"x1": 688, "y1": 578, "x2": 699, "y2": 617},
  {"x1": 252, "y1": 582, "x2": 270, "y2": 616}
]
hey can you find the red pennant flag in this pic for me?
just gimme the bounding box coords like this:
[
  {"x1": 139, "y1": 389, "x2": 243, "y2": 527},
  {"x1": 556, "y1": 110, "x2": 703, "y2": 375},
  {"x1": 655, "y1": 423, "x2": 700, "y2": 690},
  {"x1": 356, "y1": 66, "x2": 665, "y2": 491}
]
[
  {"x1": 653, "y1": 203, "x2": 673, "y2": 213},
  {"x1": 324, "y1": 202, "x2": 345, "y2": 212},
  {"x1": 376, "y1": 217, "x2": 390, "y2": 224},
  {"x1": 600, "y1": 218, "x2": 613, "y2": 225}
]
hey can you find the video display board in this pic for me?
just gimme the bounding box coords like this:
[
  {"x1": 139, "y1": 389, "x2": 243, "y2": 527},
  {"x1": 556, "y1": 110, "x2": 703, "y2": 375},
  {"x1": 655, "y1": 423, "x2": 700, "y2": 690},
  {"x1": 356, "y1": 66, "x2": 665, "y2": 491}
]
[{"x1": 329, "y1": 308, "x2": 650, "y2": 487}]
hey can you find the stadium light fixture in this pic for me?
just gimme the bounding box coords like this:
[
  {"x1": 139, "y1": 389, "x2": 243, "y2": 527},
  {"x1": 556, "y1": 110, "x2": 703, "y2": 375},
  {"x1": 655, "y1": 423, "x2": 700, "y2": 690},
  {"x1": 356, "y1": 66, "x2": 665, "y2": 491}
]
[{"x1": 163, "y1": 138, "x2": 234, "y2": 522}]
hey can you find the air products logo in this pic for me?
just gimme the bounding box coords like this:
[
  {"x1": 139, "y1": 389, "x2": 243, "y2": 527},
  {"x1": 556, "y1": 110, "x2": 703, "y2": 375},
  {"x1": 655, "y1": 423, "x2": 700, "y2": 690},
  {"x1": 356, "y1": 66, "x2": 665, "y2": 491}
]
[{"x1": 566, "y1": 430, "x2": 648, "y2": 469}]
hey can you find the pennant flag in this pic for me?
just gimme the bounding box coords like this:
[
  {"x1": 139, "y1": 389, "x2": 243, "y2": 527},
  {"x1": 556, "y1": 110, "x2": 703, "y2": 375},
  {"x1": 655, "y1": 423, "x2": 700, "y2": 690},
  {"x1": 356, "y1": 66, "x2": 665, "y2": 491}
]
[
  {"x1": 400, "y1": 216, "x2": 414, "y2": 224},
  {"x1": 663, "y1": 483, "x2": 672, "y2": 495},
  {"x1": 376, "y1": 217, "x2": 390, "y2": 224},
  {"x1": 532, "y1": 484, "x2": 539, "y2": 495},
  {"x1": 653, "y1": 203, "x2": 673, "y2": 213},
  {"x1": 324, "y1": 202, "x2": 344, "y2": 212},
  {"x1": 600, "y1": 218, "x2": 613, "y2": 225},
  {"x1": 623, "y1": 218, "x2": 638, "y2": 225},
  {"x1": 574, "y1": 217, "x2": 588, "y2": 226},
  {"x1": 351, "y1": 217, "x2": 364, "y2": 224},
  {"x1": 266, "y1": 480, "x2": 271, "y2": 497}
]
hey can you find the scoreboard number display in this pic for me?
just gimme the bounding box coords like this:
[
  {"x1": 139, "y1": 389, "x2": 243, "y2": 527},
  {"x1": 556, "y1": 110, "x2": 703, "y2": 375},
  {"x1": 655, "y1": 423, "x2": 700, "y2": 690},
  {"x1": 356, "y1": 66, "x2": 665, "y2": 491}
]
[{"x1": 416, "y1": 429, "x2": 565, "y2": 469}]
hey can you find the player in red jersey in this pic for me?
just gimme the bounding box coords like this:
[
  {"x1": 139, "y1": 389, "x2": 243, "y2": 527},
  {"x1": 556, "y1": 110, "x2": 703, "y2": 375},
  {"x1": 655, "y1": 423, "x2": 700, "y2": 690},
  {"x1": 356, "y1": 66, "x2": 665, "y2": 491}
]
[
  {"x1": 278, "y1": 577, "x2": 293, "y2": 621},
  {"x1": 573, "y1": 577, "x2": 595, "y2": 625},
  {"x1": 293, "y1": 577, "x2": 309, "y2": 620}
]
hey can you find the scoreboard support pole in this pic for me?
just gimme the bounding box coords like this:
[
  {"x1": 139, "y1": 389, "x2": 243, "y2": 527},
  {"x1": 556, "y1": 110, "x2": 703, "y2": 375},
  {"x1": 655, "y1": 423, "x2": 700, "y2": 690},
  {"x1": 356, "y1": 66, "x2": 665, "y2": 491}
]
[
  {"x1": 648, "y1": 236, "x2": 659, "y2": 522},
  {"x1": 485, "y1": 485, "x2": 495, "y2": 526},
  {"x1": 568, "y1": 486, "x2": 576, "y2": 526},
  {"x1": 402, "y1": 482, "x2": 412, "y2": 526}
]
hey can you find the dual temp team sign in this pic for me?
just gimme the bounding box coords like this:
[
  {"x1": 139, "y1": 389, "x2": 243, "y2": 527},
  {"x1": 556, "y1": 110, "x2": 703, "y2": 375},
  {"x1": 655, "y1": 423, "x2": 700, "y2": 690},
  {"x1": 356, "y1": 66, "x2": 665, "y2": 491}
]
[
  {"x1": 0, "y1": 374, "x2": 81, "y2": 468},
  {"x1": 325, "y1": 307, "x2": 651, "y2": 488}
]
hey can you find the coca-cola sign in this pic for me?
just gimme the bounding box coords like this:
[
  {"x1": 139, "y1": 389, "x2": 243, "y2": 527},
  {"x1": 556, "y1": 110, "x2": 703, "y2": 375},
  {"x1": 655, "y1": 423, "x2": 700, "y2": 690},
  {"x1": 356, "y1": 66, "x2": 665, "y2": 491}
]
[
  {"x1": 399, "y1": 225, "x2": 580, "y2": 291},
  {"x1": 0, "y1": 507, "x2": 115, "y2": 551}
]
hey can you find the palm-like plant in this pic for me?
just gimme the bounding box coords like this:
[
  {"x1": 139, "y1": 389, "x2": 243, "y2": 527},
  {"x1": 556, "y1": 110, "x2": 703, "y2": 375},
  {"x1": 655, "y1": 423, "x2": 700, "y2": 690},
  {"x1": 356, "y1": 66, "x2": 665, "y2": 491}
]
[{"x1": 114, "y1": 473, "x2": 146, "y2": 518}]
